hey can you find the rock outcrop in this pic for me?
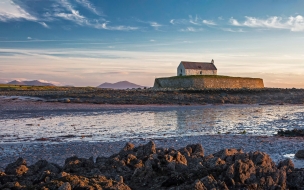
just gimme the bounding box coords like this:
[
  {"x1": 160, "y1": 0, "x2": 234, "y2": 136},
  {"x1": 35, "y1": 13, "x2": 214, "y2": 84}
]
[{"x1": 0, "y1": 141, "x2": 303, "y2": 189}]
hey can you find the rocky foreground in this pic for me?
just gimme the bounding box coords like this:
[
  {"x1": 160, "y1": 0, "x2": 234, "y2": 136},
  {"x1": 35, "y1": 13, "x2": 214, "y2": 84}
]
[
  {"x1": 1, "y1": 142, "x2": 304, "y2": 190},
  {"x1": 1, "y1": 88, "x2": 304, "y2": 104}
]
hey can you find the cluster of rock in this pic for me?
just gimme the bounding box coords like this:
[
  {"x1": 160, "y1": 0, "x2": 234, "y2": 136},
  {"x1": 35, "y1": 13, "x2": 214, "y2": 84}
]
[
  {"x1": 1, "y1": 141, "x2": 304, "y2": 189},
  {"x1": 277, "y1": 129, "x2": 304, "y2": 137}
]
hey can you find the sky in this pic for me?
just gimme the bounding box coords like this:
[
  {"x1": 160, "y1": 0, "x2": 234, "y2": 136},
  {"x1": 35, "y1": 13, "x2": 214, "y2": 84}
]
[{"x1": 0, "y1": 0, "x2": 304, "y2": 87}]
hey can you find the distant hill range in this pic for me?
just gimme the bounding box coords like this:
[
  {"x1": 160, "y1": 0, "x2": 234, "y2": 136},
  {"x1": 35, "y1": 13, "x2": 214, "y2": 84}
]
[
  {"x1": 7, "y1": 80, "x2": 55, "y2": 86},
  {"x1": 97, "y1": 81, "x2": 145, "y2": 89}
]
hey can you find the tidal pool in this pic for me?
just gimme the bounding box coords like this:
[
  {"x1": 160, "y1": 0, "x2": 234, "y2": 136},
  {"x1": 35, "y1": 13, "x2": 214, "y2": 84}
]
[{"x1": 1, "y1": 104, "x2": 304, "y2": 143}]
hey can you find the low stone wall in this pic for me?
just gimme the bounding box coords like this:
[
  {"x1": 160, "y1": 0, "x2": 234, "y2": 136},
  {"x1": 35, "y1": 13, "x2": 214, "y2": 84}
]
[{"x1": 154, "y1": 76, "x2": 264, "y2": 89}]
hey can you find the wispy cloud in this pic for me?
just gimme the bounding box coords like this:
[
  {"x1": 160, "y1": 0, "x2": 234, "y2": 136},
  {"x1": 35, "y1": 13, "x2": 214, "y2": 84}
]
[
  {"x1": 135, "y1": 19, "x2": 162, "y2": 30},
  {"x1": 170, "y1": 15, "x2": 198, "y2": 25},
  {"x1": 39, "y1": 22, "x2": 50, "y2": 28},
  {"x1": 170, "y1": 15, "x2": 216, "y2": 26},
  {"x1": 202, "y1": 20, "x2": 216, "y2": 25},
  {"x1": 170, "y1": 19, "x2": 188, "y2": 25},
  {"x1": 94, "y1": 22, "x2": 138, "y2": 31},
  {"x1": 229, "y1": 17, "x2": 241, "y2": 26},
  {"x1": 170, "y1": 15, "x2": 216, "y2": 31},
  {"x1": 180, "y1": 27, "x2": 204, "y2": 32},
  {"x1": 75, "y1": 0, "x2": 102, "y2": 16},
  {"x1": 55, "y1": 11, "x2": 86, "y2": 24},
  {"x1": 54, "y1": 0, "x2": 87, "y2": 25},
  {"x1": 230, "y1": 15, "x2": 304, "y2": 32},
  {"x1": 0, "y1": 0, "x2": 137, "y2": 31},
  {"x1": 150, "y1": 22, "x2": 162, "y2": 30},
  {"x1": 0, "y1": 1, "x2": 52, "y2": 29},
  {"x1": 0, "y1": 0, "x2": 36, "y2": 21},
  {"x1": 54, "y1": 0, "x2": 138, "y2": 30},
  {"x1": 221, "y1": 28, "x2": 245, "y2": 33},
  {"x1": 189, "y1": 15, "x2": 200, "y2": 25}
]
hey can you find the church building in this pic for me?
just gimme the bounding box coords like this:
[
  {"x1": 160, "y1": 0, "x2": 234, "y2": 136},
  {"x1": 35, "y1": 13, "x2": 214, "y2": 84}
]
[{"x1": 177, "y1": 60, "x2": 217, "y2": 76}]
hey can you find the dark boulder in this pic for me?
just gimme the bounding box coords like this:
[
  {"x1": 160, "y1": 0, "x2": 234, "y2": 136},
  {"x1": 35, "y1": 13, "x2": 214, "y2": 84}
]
[
  {"x1": 4, "y1": 158, "x2": 28, "y2": 176},
  {"x1": 63, "y1": 156, "x2": 94, "y2": 173},
  {"x1": 295, "y1": 149, "x2": 304, "y2": 158}
]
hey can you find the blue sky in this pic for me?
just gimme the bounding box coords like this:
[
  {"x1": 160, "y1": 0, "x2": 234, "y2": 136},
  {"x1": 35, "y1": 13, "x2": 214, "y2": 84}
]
[{"x1": 1, "y1": 0, "x2": 304, "y2": 87}]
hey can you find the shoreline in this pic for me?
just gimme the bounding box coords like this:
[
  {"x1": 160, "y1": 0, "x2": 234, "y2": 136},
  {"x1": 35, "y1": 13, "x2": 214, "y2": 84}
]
[
  {"x1": 1, "y1": 140, "x2": 303, "y2": 189},
  {"x1": 1, "y1": 95, "x2": 303, "y2": 110},
  {"x1": 1, "y1": 88, "x2": 304, "y2": 105},
  {"x1": 1, "y1": 135, "x2": 304, "y2": 170}
]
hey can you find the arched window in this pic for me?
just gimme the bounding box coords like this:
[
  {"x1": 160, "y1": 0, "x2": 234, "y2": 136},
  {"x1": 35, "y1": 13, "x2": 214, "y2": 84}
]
[{"x1": 200, "y1": 71, "x2": 202, "y2": 75}]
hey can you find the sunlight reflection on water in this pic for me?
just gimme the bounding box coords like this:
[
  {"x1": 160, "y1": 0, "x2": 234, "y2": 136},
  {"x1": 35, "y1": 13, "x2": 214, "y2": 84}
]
[{"x1": 1, "y1": 104, "x2": 304, "y2": 143}]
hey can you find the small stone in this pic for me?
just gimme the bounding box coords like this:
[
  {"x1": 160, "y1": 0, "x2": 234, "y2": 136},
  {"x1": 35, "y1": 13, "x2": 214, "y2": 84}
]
[{"x1": 63, "y1": 98, "x2": 70, "y2": 103}]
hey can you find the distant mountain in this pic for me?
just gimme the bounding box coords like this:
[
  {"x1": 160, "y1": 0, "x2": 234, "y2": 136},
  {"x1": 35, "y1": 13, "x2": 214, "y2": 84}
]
[
  {"x1": 7, "y1": 80, "x2": 55, "y2": 86},
  {"x1": 97, "y1": 81, "x2": 145, "y2": 89}
]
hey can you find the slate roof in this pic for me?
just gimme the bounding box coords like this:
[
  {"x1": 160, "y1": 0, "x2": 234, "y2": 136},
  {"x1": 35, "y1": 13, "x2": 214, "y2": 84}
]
[{"x1": 181, "y1": 61, "x2": 217, "y2": 70}]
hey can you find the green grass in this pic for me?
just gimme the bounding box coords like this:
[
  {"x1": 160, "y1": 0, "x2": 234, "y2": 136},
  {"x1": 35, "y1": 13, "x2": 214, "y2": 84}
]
[{"x1": 158, "y1": 75, "x2": 262, "y2": 80}]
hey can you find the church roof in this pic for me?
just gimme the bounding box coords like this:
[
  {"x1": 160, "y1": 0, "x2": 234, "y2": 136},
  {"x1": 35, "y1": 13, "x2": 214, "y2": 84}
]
[{"x1": 181, "y1": 61, "x2": 217, "y2": 70}]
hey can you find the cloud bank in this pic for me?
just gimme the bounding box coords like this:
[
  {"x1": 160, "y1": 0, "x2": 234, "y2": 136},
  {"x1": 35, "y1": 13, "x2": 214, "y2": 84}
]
[
  {"x1": 0, "y1": 0, "x2": 36, "y2": 21},
  {"x1": 0, "y1": 0, "x2": 138, "y2": 31},
  {"x1": 230, "y1": 15, "x2": 304, "y2": 32}
]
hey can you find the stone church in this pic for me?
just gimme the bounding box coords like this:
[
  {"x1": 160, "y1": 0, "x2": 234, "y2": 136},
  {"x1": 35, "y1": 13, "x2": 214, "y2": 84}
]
[{"x1": 177, "y1": 60, "x2": 217, "y2": 76}]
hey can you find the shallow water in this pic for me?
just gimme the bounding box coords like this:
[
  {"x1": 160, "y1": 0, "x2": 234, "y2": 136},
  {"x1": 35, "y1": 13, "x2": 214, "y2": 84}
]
[{"x1": 1, "y1": 104, "x2": 304, "y2": 143}]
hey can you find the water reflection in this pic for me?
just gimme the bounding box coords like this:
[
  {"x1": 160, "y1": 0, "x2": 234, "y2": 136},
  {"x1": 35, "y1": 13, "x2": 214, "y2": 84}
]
[
  {"x1": 1, "y1": 105, "x2": 304, "y2": 142},
  {"x1": 176, "y1": 109, "x2": 217, "y2": 131},
  {"x1": 155, "y1": 105, "x2": 302, "y2": 137}
]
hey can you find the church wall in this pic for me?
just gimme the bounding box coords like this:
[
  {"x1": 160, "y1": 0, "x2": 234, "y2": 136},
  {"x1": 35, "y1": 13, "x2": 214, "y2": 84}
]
[
  {"x1": 185, "y1": 69, "x2": 217, "y2": 75},
  {"x1": 177, "y1": 63, "x2": 186, "y2": 76}
]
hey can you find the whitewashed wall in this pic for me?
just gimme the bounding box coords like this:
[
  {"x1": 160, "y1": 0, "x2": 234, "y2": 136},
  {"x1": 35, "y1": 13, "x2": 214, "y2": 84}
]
[
  {"x1": 185, "y1": 69, "x2": 217, "y2": 75},
  {"x1": 177, "y1": 63, "x2": 217, "y2": 76},
  {"x1": 177, "y1": 63, "x2": 186, "y2": 76}
]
